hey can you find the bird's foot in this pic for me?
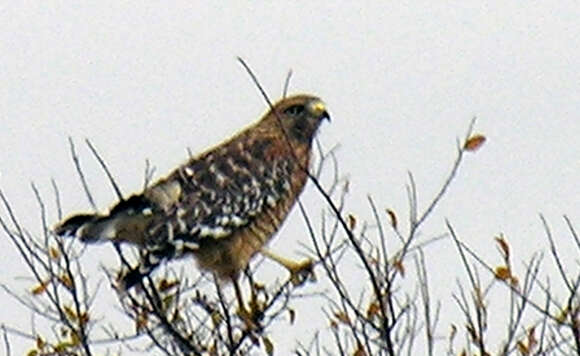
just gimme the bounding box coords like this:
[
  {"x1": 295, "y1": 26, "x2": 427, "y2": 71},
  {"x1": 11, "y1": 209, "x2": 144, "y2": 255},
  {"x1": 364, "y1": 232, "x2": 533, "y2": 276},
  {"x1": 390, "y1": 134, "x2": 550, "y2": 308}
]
[
  {"x1": 260, "y1": 248, "x2": 315, "y2": 286},
  {"x1": 286, "y1": 258, "x2": 315, "y2": 286},
  {"x1": 236, "y1": 304, "x2": 261, "y2": 331}
]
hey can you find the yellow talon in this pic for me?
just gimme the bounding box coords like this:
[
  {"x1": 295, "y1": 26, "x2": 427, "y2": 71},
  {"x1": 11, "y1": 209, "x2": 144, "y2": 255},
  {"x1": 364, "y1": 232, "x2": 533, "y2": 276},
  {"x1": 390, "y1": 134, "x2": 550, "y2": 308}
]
[{"x1": 260, "y1": 248, "x2": 315, "y2": 286}]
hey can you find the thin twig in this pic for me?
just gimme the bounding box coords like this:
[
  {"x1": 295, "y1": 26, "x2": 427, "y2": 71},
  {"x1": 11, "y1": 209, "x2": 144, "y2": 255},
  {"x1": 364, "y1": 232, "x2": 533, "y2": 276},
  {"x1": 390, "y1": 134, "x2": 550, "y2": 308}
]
[
  {"x1": 283, "y1": 69, "x2": 293, "y2": 98},
  {"x1": 540, "y1": 214, "x2": 573, "y2": 293},
  {"x1": 85, "y1": 139, "x2": 124, "y2": 201},
  {"x1": 68, "y1": 137, "x2": 97, "y2": 211}
]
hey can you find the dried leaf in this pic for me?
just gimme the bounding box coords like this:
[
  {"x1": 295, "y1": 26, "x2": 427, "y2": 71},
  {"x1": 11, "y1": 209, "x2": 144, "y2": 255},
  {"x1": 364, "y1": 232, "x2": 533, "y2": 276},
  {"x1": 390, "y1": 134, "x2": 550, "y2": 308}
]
[
  {"x1": 53, "y1": 341, "x2": 74, "y2": 353},
  {"x1": 449, "y1": 324, "x2": 457, "y2": 344},
  {"x1": 161, "y1": 294, "x2": 175, "y2": 311},
  {"x1": 334, "y1": 311, "x2": 351, "y2": 325},
  {"x1": 58, "y1": 274, "x2": 74, "y2": 290},
  {"x1": 386, "y1": 209, "x2": 398, "y2": 230},
  {"x1": 253, "y1": 281, "x2": 266, "y2": 292},
  {"x1": 494, "y1": 265, "x2": 511, "y2": 281},
  {"x1": 211, "y1": 310, "x2": 222, "y2": 327},
  {"x1": 464, "y1": 134, "x2": 486, "y2": 152},
  {"x1": 49, "y1": 246, "x2": 60, "y2": 260},
  {"x1": 79, "y1": 312, "x2": 90, "y2": 327},
  {"x1": 135, "y1": 310, "x2": 149, "y2": 332},
  {"x1": 347, "y1": 214, "x2": 357, "y2": 230},
  {"x1": 495, "y1": 234, "x2": 510, "y2": 261},
  {"x1": 31, "y1": 280, "x2": 50, "y2": 296},
  {"x1": 262, "y1": 336, "x2": 274, "y2": 356},
  {"x1": 510, "y1": 275, "x2": 520, "y2": 288},
  {"x1": 330, "y1": 319, "x2": 338, "y2": 330},
  {"x1": 393, "y1": 259, "x2": 405, "y2": 277},
  {"x1": 556, "y1": 307, "x2": 568, "y2": 324},
  {"x1": 466, "y1": 323, "x2": 478, "y2": 343},
  {"x1": 63, "y1": 305, "x2": 77, "y2": 321},
  {"x1": 27, "y1": 350, "x2": 39, "y2": 356},
  {"x1": 527, "y1": 325, "x2": 537, "y2": 350},
  {"x1": 288, "y1": 308, "x2": 296, "y2": 324},
  {"x1": 517, "y1": 340, "x2": 529, "y2": 355},
  {"x1": 366, "y1": 301, "x2": 380, "y2": 319},
  {"x1": 70, "y1": 331, "x2": 81, "y2": 346},
  {"x1": 35, "y1": 336, "x2": 45, "y2": 350},
  {"x1": 158, "y1": 279, "x2": 179, "y2": 292}
]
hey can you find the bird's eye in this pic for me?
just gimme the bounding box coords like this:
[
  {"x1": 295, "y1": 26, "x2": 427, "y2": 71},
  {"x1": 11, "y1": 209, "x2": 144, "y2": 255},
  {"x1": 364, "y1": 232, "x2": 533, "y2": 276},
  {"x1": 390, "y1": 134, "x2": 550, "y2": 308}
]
[{"x1": 283, "y1": 104, "x2": 305, "y2": 117}]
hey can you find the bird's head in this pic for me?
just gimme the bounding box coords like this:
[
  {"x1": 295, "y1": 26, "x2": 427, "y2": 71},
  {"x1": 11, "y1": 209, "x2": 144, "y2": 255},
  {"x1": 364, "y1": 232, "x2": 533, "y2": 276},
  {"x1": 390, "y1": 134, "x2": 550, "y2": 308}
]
[{"x1": 267, "y1": 94, "x2": 330, "y2": 143}]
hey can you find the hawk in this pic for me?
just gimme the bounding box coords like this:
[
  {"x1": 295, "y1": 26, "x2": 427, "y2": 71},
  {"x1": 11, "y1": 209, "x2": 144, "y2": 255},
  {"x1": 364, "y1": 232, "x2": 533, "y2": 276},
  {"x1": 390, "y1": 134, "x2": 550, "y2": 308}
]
[{"x1": 55, "y1": 94, "x2": 330, "y2": 297}]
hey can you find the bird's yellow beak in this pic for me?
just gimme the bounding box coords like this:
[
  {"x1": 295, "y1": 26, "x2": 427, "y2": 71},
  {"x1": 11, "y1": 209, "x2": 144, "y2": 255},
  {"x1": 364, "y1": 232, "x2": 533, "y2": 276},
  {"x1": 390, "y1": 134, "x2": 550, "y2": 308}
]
[{"x1": 308, "y1": 99, "x2": 331, "y2": 121}]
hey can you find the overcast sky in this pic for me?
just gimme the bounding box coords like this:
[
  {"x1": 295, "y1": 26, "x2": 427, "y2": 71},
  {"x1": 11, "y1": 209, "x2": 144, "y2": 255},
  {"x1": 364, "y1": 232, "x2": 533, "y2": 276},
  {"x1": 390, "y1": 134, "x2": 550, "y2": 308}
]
[{"x1": 1, "y1": 2, "x2": 579, "y2": 354}]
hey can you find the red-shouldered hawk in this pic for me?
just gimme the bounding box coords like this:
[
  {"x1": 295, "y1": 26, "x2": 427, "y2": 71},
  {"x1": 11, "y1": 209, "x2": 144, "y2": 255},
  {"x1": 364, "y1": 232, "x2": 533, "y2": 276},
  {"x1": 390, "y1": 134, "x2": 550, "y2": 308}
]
[{"x1": 55, "y1": 94, "x2": 330, "y2": 293}]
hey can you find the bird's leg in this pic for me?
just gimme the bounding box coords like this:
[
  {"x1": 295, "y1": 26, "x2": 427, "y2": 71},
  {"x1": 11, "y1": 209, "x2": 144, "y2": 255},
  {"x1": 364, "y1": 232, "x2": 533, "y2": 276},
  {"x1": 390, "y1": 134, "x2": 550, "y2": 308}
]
[
  {"x1": 231, "y1": 276, "x2": 257, "y2": 330},
  {"x1": 260, "y1": 248, "x2": 315, "y2": 286},
  {"x1": 232, "y1": 276, "x2": 245, "y2": 314}
]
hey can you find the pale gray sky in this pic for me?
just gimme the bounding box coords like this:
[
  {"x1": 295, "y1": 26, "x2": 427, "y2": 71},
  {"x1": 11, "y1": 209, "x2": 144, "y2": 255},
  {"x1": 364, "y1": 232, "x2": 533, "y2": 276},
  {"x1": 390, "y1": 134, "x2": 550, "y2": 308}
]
[{"x1": 1, "y1": 1, "x2": 579, "y2": 354}]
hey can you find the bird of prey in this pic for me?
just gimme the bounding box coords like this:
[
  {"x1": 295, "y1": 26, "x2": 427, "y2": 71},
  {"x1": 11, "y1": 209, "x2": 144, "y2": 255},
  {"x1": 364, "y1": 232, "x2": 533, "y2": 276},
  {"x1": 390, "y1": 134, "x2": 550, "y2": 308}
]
[{"x1": 54, "y1": 94, "x2": 330, "y2": 306}]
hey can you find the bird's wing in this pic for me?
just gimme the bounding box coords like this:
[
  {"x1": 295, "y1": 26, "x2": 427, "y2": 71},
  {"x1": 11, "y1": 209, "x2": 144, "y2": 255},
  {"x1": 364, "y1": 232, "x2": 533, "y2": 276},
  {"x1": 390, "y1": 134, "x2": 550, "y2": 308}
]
[{"x1": 142, "y1": 135, "x2": 296, "y2": 248}]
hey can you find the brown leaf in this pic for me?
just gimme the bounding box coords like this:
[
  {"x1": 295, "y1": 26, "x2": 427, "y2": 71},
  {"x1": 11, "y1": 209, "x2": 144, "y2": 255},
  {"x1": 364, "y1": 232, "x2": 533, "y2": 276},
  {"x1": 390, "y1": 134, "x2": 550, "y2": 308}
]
[
  {"x1": 79, "y1": 312, "x2": 90, "y2": 328},
  {"x1": 136, "y1": 311, "x2": 149, "y2": 332},
  {"x1": 449, "y1": 324, "x2": 457, "y2": 344},
  {"x1": 347, "y1": 214, "x2": 357, "y2": 230},
  {"x1": 49, "y1": 247, "x2": 60, "y2": 260},
  {"x1": 53, "y1": 341, "x2": 74, "y2": 353},
  {"x1": 288, "y1": 308, "x2": 296, "y2": 324},
  {"x1": 466, "y1": 323, "x2": 479, "y2": 343},
  {"x1": 158, "y1": 279, "x2": 179, "y2": 292},
  {"x1": 58, "y1": 274, "x2": 74, "y2": 290},
  {"x1": 334, "y1": 311, "x2": 351, "y2": 325},
  {"x1": 211, "y1": 310, "x2": 222, "y2": 327},
  {"x1": 386, "y1": 209, "x2": 398, "y2": 230},
  {"x1": 494, "y1": 265, "x2": 511, "y2": 281},
  {"x1": 495, "y1": 234, "x2": 510, "y2": 261},
  {"x1": 63, "y1": 305, "x2": 77, "y2": 322},
  {"x1": 35, "y1": 336, "x2": 45, "y2": 350},
  {"x1": 464, "y1": 134, "x2": 486, "y2": 152},
  {"x1": 329, "y1": 319, "x2": 338, "y2": 330},
  {"x1": 31, "y1": 280, "x2": 49, "y2": 296},
  {"x1": 393, "y1": 259, "x2": 405, "y2": 277},
  {"x1": 262, "y1": 336, "x2": 274, "y2": 356},
  {"x1": 69, "y1": 331, "x2": 81, "y2": 346},
  {"x1": 366, "y1": 301, "x2": 380, "y2": 319},
  {"x1": 253, "y1": 281, "x2": 266, "y2": 292},
  {"x1": 161, "y1": 294, "x2": 175, "y2": 313},
  {"x1": 556, "y1": 307, "x2": 568, "y2": 324},
  {"x1": 517, "y1": 340, "x2": 529, "y2": 355},
  {"x1": 510, "y1": 275, "x2": 520, "y2": 288},
  {"x1": 527, "y1": 325, "x2": 537, "y2": 350}
]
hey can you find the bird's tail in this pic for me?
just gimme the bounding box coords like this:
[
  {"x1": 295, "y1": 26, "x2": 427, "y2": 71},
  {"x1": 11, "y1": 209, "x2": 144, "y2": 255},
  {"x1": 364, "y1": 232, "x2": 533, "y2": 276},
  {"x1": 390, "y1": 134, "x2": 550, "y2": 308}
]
[
  {"x1": 54, "y1": 213, "x2": 116, "y2": 242},
  {"x1": 53, "y1": 193, "x2": 198, "y2": 290},
  {"x1": 53, "y1": 195, "x2": 154, "y2": 243}
]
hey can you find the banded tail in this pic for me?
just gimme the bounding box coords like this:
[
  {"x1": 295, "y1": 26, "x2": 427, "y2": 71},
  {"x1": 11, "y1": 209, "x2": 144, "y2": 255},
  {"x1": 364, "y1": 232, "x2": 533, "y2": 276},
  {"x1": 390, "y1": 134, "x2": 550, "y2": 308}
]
[
  {"x1": 54, "y1": 194, "x2": 199, "y2": 290},
  {"x1": 54, "y1": 195, "x2": 154, "y2": 243}
]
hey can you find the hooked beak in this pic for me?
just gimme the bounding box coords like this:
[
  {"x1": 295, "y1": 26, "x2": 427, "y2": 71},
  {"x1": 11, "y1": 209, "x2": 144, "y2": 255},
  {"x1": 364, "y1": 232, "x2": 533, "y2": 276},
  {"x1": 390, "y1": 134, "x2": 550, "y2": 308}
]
[{"x1": 310, "y1": 99, "x2": 331, "y2": 122}]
